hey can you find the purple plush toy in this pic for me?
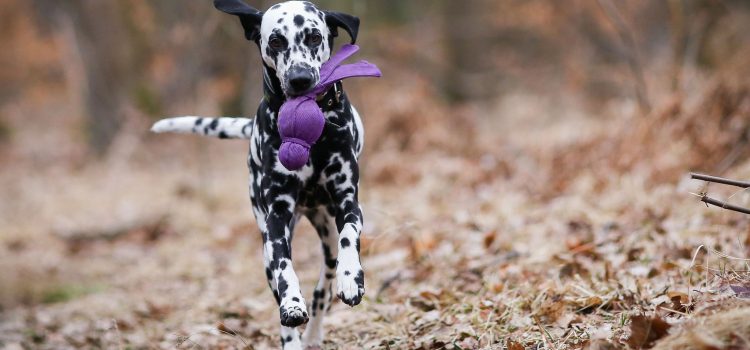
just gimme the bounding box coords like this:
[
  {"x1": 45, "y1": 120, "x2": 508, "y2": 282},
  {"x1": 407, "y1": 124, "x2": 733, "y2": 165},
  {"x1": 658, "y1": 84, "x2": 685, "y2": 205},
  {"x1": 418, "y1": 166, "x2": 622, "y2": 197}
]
[{"x1": 277, "y1": 44, "x2": 381, "y2": 171}]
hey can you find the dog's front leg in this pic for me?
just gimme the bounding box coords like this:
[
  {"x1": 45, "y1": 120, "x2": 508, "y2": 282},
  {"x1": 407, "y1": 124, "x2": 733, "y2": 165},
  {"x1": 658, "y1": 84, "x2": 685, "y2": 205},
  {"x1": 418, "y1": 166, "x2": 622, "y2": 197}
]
[
  {"x1": 324, "y1": 155, "x2": 366, "y2": 307},
  {"x1": 334, "y1": 202, "x2": 365, "y2": 306},
  {"x1": 264, "y1": 190, "x2": 308, "y2": 348}
]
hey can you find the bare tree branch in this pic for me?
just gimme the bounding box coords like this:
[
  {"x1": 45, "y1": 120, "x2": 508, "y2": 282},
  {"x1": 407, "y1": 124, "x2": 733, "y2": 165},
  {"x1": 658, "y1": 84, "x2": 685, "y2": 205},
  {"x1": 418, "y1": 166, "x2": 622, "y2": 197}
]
[
  {"x1": 691, "y1": 172, "x2": 750, "y2": 215},
  {"x1": 690, "y1": 173, "x2": 750, "y2": 189},
  {"x1": 699, "y1": 195, "x2": 750, "y2": 215}
]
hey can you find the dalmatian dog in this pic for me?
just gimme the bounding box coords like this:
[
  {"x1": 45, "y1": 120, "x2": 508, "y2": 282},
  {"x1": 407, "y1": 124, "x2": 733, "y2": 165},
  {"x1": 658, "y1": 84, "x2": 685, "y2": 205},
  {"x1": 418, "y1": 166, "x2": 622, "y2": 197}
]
[{"x1": 151, "y1": 1, "x2": 368, "y2": 349}]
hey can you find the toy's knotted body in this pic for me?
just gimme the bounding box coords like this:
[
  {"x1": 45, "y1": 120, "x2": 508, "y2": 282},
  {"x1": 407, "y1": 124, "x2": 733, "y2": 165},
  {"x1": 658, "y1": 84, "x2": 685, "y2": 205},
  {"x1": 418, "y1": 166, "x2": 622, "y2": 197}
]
[{"x1": 277, "y1": 44, "x2": 381, "y2": 171}]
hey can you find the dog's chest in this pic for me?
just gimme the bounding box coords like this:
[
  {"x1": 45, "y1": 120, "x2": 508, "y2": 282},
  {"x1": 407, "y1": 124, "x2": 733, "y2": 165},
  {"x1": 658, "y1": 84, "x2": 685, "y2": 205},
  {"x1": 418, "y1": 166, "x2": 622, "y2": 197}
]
[{"x1": 249, "y1": 99, "x2": 363, "y2": 210}]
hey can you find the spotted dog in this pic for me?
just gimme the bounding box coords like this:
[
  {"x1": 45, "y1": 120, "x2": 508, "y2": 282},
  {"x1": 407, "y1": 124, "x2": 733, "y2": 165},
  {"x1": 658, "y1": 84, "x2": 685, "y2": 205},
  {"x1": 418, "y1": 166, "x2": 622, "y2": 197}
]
[{"x1": 151, "y1": 1, "x2": 368, "y2": 349}]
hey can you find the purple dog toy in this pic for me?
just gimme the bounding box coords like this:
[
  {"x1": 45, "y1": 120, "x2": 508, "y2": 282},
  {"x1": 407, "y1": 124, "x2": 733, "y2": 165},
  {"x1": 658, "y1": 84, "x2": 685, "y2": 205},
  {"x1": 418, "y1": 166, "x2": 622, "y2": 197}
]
[{"x1": 277, "y1": 44, "x2": 381, "y2": 171}]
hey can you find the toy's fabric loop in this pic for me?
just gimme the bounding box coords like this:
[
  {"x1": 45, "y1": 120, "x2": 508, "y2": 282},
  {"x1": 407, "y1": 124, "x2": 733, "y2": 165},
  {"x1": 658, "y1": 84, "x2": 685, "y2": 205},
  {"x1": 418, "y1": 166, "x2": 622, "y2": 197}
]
[{"x1": 277, "y1": 44, "x2": 381, "y2": 170}]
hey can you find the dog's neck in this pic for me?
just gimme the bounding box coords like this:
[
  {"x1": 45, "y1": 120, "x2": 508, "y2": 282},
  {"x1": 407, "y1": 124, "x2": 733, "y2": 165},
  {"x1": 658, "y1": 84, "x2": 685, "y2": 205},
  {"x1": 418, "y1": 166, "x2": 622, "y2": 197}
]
[{"x1": 262, "y1": 64, "x2": 343, "y2": 114}]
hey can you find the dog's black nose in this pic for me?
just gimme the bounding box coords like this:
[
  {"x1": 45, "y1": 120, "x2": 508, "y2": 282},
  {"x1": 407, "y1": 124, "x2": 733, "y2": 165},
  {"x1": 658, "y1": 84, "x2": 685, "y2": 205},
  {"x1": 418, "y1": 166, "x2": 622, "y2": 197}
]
[{"x1": 287, "y1": 68, "x2": 314, "y2": 93}]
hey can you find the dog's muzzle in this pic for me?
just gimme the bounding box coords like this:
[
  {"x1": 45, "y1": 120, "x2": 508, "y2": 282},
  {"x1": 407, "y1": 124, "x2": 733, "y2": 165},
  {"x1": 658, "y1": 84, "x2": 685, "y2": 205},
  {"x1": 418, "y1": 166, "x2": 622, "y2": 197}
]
[{"x1": 286, "y1": 64, "x2": 316, "y2": 95}]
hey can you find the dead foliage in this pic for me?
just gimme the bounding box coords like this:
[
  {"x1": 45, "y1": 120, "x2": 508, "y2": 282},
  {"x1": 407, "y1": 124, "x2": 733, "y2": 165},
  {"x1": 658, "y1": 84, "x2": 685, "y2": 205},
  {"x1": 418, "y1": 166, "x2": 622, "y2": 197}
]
[
  {"x1": 652, "y1": 306, "x2": 750, "y2": 350},
  {"x1": 626, "y1": 315, "x2": 671, "y2": 349},
  {"x1": 546, "y1": 82, "x2": 750, "y2": 194},
  {"x1": 55, "y1": 215, "x2": 172, "y2": 254}
]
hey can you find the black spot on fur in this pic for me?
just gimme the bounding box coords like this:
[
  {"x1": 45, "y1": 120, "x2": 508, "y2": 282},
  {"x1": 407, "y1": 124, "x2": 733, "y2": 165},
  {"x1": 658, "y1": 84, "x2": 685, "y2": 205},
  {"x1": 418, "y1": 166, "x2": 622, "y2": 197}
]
[
  {"x1": 325, "y1": 258, "x2": 337, "y2": 269},
  {"x1": 271, "y1": 240, "x2": 291, "y2": 267},
  {"x1": 344, "y1": 270, "x2": 350, "y2": 276},
  {"x1": 271, "y1": 200, "x2": 290, "y2": 213},
  {"x1": 325, "y1": 162, "x2": 342, "y2": 176},
  {"x1": 292, "y1": 297, "x2": 299, "y2": 302},
  {"x1": 354, "y1": 270, "x2": 364, "y2": 286},
  {"x1": 340, "y1": 237, "x2": 350, "y2": 248},
  {"x1": 294, "y1": 15, "x2": 304, "y2": 27},
  {"x1": 280, "y1": 260, "x2": 287, "y2": 269},
  {"x1": 218, "y1": 131, "x2": 228, "y2": 139},
  {"x1": 209, "y1": 119, "x2": 219, "y2": 130},
  {"x1": 194, "y1": 118, "x2": 203, "y2": 126},
  {"x1": 322, "y1": 243, "x2": 333, "y2": 261},
  {"x1": 278, "y1": 277, "x2": 289, "y2": 297}
]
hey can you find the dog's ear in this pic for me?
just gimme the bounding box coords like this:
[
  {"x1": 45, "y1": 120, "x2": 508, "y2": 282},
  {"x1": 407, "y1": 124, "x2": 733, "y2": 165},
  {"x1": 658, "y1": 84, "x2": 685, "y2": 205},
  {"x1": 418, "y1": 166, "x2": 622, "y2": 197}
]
[
  {"x1": 325, "y1": 11, "x2": 360, "y2": 44},
  {"x1": 214, "y1": 0, "x2": 263, "y2": 42}
]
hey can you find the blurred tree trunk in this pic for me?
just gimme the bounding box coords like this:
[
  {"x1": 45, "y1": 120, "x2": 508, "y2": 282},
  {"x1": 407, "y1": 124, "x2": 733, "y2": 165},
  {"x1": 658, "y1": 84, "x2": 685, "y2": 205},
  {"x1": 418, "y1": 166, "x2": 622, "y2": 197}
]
[
  {"x1": 440, "y1": 0, "x2": 494, "y2": 105},
  {"x1": 32, "y1": 0, "x2": 135, "y2": 156}
]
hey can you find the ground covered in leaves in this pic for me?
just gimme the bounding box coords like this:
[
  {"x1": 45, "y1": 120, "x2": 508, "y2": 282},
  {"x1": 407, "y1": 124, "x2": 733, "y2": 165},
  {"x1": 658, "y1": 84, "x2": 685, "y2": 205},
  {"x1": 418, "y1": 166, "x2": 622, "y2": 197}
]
[
  {"x1": 2, "y1": 49, "x2": 750, "y2": 349},
  {"x1": 3, "y1": 107, "x2": 750, "y2": 350}
]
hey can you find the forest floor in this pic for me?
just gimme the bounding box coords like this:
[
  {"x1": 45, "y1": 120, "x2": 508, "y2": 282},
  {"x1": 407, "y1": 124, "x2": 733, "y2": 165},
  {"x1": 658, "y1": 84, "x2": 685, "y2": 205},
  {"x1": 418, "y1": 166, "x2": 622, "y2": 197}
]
[{"x1": 2, "y1": 86, "x2": 750, "y2": 350}]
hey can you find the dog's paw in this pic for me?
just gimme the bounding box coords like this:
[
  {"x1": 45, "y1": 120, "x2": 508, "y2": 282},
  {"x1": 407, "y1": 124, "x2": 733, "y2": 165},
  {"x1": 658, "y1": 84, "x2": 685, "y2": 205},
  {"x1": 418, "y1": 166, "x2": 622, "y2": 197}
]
[
  {"x1": 279, "y1": 298, "x2": 309, "y2": 327},
  {"x1": 336, "y1": 267, "x2": 365, "y2": 307}
]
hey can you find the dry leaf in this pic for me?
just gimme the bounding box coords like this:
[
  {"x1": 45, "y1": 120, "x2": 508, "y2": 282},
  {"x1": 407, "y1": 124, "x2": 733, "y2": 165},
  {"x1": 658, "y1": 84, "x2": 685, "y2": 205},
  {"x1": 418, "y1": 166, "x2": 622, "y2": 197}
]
[
  {"x1": 483, "y1": 230, "x2": 496, "y2": 249},
  {"x1": 665, "y1": 291, "x2": 691, "y2": 313},
  {"x1": 666, "y1": 291, "x2": 688, "y2": 304},
  {"x1": 626, "y1": 315, "x2": 671, "y2": 349},
  {"x1": 507, "y1": 339, "x2": 525, "y2": 350}
]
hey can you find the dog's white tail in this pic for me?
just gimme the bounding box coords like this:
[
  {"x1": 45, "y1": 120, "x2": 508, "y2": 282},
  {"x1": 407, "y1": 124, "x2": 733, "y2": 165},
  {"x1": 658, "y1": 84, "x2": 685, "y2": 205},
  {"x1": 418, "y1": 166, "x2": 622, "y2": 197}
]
[{"x1": 150, "y1": 116, "x2": 253, "y2": 139}]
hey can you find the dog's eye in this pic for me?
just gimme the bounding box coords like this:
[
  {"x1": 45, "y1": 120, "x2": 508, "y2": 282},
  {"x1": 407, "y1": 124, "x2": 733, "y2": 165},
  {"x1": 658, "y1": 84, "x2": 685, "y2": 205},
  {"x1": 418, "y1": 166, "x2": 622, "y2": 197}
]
[
  {"x1": 269, "y1": 37, "x2": 285, "y2": 50},
  {"x1": 307, "y1": 33, "x2": 322, "y2": 46}
]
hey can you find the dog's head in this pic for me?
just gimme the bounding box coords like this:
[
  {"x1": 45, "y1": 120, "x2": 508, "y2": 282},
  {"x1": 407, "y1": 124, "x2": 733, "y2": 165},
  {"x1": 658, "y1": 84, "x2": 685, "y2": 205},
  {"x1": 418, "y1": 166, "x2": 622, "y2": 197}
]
[{"x1": 215, "y1": 0, "x2": 359, "y2": 97}]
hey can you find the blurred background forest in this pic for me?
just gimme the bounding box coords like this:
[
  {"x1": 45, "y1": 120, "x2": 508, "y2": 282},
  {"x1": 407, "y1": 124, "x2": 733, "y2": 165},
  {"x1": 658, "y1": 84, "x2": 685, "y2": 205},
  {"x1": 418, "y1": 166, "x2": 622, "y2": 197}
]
[{"x1": 2, "y1": 1, "x2": 750, "y2": 349}]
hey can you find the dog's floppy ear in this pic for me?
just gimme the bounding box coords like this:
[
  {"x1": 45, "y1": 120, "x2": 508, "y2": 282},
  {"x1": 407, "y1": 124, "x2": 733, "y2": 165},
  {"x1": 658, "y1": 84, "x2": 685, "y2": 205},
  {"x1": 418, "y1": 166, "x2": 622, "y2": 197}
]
[
  {"x1": 214, "y1": 0, "x2": 263, "y2": 42},
  {"x1": 325, "y1": 11, "x2": 360, "y2": 44}
]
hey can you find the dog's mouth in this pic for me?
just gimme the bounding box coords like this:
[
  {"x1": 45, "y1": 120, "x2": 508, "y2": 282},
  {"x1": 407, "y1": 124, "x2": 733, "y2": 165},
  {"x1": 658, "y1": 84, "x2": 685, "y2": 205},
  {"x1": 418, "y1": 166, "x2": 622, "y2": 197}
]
[{"x1": 283, "y1": 64, "x2": 319, "y2": 97}]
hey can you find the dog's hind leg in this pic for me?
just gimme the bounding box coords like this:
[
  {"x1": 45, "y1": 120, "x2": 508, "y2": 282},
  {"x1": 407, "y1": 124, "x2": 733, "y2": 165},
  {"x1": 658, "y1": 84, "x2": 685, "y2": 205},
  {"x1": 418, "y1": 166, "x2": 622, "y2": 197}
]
[
  {"x1": 301, "y1": 208, "x2": 339, "y2": 349},
  {"x1": 279, "y1": 326, "x2": 303, "y2": 350}
]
